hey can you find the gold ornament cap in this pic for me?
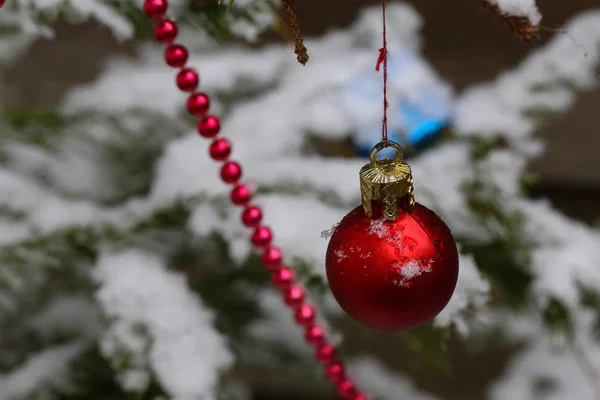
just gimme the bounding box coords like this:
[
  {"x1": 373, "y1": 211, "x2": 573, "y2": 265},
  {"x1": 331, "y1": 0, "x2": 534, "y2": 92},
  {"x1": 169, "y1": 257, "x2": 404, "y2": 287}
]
[{"x1": 359, "y1": 141, "x2": 415, "y2": 221}]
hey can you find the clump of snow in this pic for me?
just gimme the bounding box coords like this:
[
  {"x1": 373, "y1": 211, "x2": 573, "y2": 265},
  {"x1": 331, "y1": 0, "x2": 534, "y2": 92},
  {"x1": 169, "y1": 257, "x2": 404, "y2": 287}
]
[
  {"x1": 189, "y1": 194, "x2": 347, "y2": 277},
  {"x1": 94, "y1": 250, "x2": 233, "y2": 398},
  {"x1": 435, "y1": 252, "x2": 490, "y2": 333},
  {"x1": 485, "y1": 0, "x2": 542, "y2": 26},
  {"x1": 28, "y1": 296, "x2": 101, "y2": 339},
  {"x1": 489, "y1": 311, "x2": 600, "y2": 400},
  {"x1": 455, "y1": 10, "x2": 600, "y2": 145},
  {"x1": 247, "y1": 289, "x2": 342, "y2": 357},
  {"x1": 392, "y1": 259, "x2": 432, "y2": 288},
  {"x1": 368, "y1": 218, "x2": 389, "y2": 238},
  {"x1": 519, "y1": 199, "x2": 600, "y2": 309},
  {"x1": 321, "y1": 223, "x2": 339, "y2": 239},
  {"x1": 0, "y1": 341, "x2": 86, "y2": 399},
  {"x1": 347, "y1": 357, "x2": 440, "y2": 400}
]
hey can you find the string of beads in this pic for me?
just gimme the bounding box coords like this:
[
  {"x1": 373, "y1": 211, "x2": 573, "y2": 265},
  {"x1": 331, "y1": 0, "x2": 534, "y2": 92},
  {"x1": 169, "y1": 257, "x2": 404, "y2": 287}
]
[{"x1": 142, "y1": 1, "x2": 367, "y2": 398}]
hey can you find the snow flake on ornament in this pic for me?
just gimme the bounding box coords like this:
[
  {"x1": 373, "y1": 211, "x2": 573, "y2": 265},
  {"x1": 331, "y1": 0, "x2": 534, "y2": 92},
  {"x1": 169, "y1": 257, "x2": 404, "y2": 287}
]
[
  {"x1": 391, "y1": 259, "x2": 433, "y2": 288},
  {"x1": 368, "y1": 218, "x2": 389, "y2": 238},
  {"x1": 334, "y1": 250, "x2": 348, "y2": 262},
  {"x1": 321, "y1": 223, "x2": 339, "y2": 240}
]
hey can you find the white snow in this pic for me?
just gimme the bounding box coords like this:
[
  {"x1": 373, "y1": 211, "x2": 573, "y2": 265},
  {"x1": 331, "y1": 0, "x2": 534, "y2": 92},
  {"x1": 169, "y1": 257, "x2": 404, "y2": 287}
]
[
  {"x1": 485, "y1": 0, "x2": 542, "y2": 26},
  {"x1": 490, "y1": 311, "x2": 600, "y2": 400},
  {"x1": 455, "y1": 10, "x2": 600, "y2": 145},
  {"x1": 0, "y1": 2, "x2": 599, "y2": 399},
  {"x1": 435, "y1": 253, "x2": 490, "y2": 333},
  {"x1": 347, "y1": 357, "x2": 441, "y2": 400},
  {"x1": 368, "y1": 218, "x2": 389, "y2": 238},
  {"x1": 94, "y1": 250, "x2": 233, "y2": 398},
  {"x1": 0, "y1": 341, "x2": 86, "y2": 399}
]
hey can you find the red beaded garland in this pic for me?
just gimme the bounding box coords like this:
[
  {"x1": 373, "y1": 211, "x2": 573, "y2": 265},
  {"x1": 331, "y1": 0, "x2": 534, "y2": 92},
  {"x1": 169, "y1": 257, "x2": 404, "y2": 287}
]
[
  {"x1": 241, "y1": 206, "x2": 262, "y2": 227},
  {"x1": 305, "y1": 325, "x2": 325, "y2": 345},
  {"x1": 294, "y1": 304, "x2": 316, "y2": 326},
  {"x1": 165, "y1": 44, "x2": 189, "y2": 67},
  {"x1": 187, "y1": 93, "x2": 210, "y2": 116},
  {"x1": 336, "y1": 379, "x2": 356, "y2": 399},
  {"x1": 154, "y1": 19, "x2": 178, "y2": 43},
  {"x1": 197, "y1": 116, "x2": 220, "y2": 138},
  {"x1": 261, "y1": 247, "x2": 283, "y2": 269},
  {"x1": 176, "y1": 68, "x2": 199, "y2": 92},
  {"x1": 209, "y1": 138, "x2": 231, "y2": 161},
  {"x1": 325, "y1": 363, "x2": 345, "y2": 383},
  {"x1": 283, "y1": 285, "x2": 305, "y2": 307},
  {"x1": 144, "y1": 0, "x2": 168, "y2": 19},
  {"x1": 143, "y1": 1, "x2": 364, "y2": 396},
  {"x1": 220, "y1": 161, "x2": 242, "y2": 183},
  {"x1": 231, "y1": 184, "x2": 251, "y2": 206},
  {"x1": 316, "y1": 343, "x2": 336, "y2": 364},
  {"x1": 272, "y1": 267, "x2": 295, "y2": 290},
  {"x1": 251, "y1": 226, "x2": 273, "y2": 248}
]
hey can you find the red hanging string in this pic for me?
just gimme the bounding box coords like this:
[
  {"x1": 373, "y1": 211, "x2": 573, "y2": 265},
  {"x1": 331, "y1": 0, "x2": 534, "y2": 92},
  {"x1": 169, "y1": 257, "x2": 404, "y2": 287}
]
[{"x1": 375, "y1": 0, "x2": 389, "y2": 146}]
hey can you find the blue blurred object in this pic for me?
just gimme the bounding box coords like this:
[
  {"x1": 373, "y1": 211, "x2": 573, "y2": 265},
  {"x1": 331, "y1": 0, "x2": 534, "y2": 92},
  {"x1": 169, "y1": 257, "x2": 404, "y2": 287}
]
[{"x1": 344, "y1": 46, "x2": 453, "y2": 158}]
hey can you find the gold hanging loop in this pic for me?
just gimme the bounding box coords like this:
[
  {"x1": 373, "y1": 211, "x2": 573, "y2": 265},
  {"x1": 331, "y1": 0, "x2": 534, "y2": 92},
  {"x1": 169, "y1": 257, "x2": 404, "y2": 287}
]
[{"x1": 359, "y1": 141, "x2": 415, "y2": 221}]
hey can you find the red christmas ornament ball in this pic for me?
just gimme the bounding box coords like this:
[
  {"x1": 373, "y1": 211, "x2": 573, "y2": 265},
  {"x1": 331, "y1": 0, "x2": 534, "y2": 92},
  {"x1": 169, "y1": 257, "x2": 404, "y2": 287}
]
[{"x1": 325, "y1": 202, "x2": 459, "y2": 331}]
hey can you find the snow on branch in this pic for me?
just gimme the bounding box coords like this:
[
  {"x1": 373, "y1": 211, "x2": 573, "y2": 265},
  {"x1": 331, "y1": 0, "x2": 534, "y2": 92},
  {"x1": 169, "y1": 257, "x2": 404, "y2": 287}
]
[
  {"x1": 455, "y1": 10, "x2": 600, "y2": 145},
  {"x1": 0, "y1": 341, "x2": 86, "y2": 399},
  {"x1": 480, "y1": 0, "x2": 541, "y2": 40},
  {"x1": 347, "y1": 357, "x2": 440, "y2": 400},
  {"x1": 94, "y1": 250, "x2": 233, "y2": 398}
]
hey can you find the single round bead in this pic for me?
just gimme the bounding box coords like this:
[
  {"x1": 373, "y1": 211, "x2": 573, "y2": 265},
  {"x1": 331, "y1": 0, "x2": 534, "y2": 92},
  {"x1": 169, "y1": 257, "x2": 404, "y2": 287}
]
[
  {"x1": 272, "y1": 267, "x2": 295, "y2": 290},
  {"x1": 197, "y1": 116, "x2": 220, "y2": 138},
  {"x1": 261, "y1": 247, "x2": 283, "y2": 270},
  {"x1": 241, "y1": 206, "x2": 262, "y2": 227},
  {"x1": 294, "y1": 304, "x2": 316, "y2": 326},
  {"x1": 209, "y1": 138, "x2": 231, "y2": 161},
  {"x1": 316, "y1": 343, "x2": 336, "y2": 364},
  {"x1": 231, "y1": 185, "x2": 251, "y2": 206},
  {"x1": 283, "y1": 285, "x2": 305, "y2": 308},
  {"x1": 187, "y1": 93, "x2": 210, "y2": 117},
  {"x1": 325, "y1": 362, "x2": 345, "y2": 383},
  {"x1": 220, "y1": 162, "x2": 242, "y2": 184},
  {"x1": 305, "y1": 325, "x2": 325, "y2": 345},
  {"x1": 336, "y1": 379, "x2": 356, "y2": 400},
  {"x1": 154, "y1": 20, "x2": 178, "y2": 43},
  {"x1": 144, "y1": 0, "x2": 167, "y2": 19},
  {"x1": 251, "y1": 226, "x2": 272, "y2": 248},
  {"x1": 176, "y1": 68, "x2": 199, "y2": 92},
  {"x1": 164, "y1": 44, "x2": 188, "y2": 67}
]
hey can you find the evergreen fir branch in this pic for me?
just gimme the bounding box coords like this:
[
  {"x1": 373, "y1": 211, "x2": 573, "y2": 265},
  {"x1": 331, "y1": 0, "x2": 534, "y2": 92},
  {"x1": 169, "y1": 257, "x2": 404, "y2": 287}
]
[{"x1": 0, "y1": 109, "x2": 188, "y2": 206}]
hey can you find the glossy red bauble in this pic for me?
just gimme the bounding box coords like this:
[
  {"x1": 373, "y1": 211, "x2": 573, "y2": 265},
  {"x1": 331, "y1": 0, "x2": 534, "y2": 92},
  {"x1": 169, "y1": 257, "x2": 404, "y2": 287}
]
[{"x1": 325, "y1": 203, "x2": 459, "y2": 331}]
